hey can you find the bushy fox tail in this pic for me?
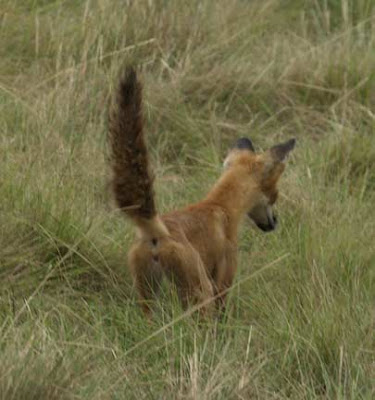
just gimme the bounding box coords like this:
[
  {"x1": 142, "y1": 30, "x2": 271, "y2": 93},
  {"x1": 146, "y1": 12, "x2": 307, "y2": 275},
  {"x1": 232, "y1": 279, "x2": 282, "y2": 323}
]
[{"x1": 109, "y1": 67, "x2": 168, "y2": 239}]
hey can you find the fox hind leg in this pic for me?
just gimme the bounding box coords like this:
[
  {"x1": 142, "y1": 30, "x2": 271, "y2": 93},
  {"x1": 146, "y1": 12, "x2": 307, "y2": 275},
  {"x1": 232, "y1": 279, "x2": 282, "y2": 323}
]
[{"x1": 128, "y1": 244, "x2": 163, "y2": 317}]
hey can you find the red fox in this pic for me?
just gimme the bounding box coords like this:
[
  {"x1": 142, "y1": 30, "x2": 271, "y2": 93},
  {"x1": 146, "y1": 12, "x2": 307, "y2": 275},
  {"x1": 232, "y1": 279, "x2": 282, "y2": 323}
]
[{"x1": 109, "y1": 67, "x2": 296, "y2": 317}]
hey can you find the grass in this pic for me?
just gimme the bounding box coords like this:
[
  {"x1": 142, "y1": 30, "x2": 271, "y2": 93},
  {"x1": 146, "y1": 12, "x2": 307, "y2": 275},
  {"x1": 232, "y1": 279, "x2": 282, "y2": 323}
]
[{"x1": 1, "y1": 0, "x2": 375, "y2": 398}]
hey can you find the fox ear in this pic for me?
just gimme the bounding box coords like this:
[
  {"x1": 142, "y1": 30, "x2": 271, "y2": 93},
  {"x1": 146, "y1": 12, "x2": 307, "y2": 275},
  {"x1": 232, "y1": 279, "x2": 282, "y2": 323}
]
[
  {"x1": 269, "y1": 138, "x2": 296, "y2": 163},
  {"x1": 234, "y1": 137, "x2": 255, "y2": 152},
  {"x1": 263, "y1": 138, "x2": 296, "y2": 179}
]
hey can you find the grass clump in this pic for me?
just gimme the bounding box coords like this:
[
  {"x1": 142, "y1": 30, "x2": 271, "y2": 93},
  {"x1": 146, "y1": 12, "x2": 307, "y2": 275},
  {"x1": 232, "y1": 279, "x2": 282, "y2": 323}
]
[{"x1": 1, "y1": 0, "x2": 375, "y2": 398}]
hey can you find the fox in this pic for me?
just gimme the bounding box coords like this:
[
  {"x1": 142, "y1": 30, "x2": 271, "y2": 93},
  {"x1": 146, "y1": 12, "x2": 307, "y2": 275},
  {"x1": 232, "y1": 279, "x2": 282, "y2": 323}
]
[{"x1": 108, "y1": 66, "x2": 296, "y2": 317}]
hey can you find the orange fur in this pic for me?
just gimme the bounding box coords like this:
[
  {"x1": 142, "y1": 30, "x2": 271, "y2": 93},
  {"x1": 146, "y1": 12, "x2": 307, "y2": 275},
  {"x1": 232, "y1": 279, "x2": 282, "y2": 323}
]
[{"x1": 109, "y1": 67, "x2": 296, "y2": 317}]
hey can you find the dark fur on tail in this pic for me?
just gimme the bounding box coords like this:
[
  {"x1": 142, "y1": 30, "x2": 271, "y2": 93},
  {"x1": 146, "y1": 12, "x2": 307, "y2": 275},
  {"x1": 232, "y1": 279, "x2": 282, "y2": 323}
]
[{"x1": 109, "y1": 67, "x2": 156, "y2": 219}]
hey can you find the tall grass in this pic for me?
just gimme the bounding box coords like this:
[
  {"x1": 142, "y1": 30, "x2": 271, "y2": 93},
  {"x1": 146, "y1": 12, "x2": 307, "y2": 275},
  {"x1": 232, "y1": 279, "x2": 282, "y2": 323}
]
[{"x1": 1, "y1": 0, "x2": 374, "y2": 398}]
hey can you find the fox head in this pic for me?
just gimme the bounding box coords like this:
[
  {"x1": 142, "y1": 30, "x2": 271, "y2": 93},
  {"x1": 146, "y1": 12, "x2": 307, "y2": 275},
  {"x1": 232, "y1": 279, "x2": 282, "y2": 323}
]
[{"x1": 223, "y1": 137, "x2": 296, "y2": 232}]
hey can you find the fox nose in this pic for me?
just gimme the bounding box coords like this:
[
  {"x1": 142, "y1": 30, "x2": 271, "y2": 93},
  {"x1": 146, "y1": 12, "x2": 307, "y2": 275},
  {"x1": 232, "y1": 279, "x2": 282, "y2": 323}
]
[
  {"x1": 255, "y1": 216, "x2": 277, "y2": 232},
  {"x1": 258, "y1": 214, "x2": 277, "y2": 232}
]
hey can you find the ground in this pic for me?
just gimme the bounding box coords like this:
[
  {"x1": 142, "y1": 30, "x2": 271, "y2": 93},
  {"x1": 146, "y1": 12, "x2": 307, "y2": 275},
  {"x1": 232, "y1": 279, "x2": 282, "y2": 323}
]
[{"x1": 0, "y1": 0, "x2": 375, "y2": 398}]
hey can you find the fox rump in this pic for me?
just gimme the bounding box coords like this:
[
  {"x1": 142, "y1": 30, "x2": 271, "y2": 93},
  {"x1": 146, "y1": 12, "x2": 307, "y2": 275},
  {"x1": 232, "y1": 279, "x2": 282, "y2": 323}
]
[{"x1": 109, "y1": 67, "x2": 296, "y2": 317}]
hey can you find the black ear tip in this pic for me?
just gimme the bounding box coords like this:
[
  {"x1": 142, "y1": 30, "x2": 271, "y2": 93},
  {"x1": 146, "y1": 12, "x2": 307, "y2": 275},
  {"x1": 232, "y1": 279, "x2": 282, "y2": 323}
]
[
  {"x1": 234, "y1": 137, "x2": 255, "y2": 152},
  {"x1": 281, "y1": 138, "x2": 296, "y2": 152},
  {"x1": 270, "y1": 137, "x2": 296, "y2": 162},
  {"x1": 288, "y1": 138, "x2": 296, "y2": 149}
]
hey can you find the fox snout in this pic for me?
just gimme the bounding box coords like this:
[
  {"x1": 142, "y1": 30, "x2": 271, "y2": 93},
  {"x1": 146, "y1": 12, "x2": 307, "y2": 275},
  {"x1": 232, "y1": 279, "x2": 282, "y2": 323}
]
[
  {"x1": 248, "y1": 206, "x2": 278, "y2": 233},
  {"x1": 252, "y1": 213, "x2": 278, "y2": 232}
]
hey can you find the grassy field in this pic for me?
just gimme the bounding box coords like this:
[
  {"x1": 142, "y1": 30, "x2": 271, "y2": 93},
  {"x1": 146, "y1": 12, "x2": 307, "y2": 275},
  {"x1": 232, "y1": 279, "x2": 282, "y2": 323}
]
[{"x1": 1, "y1": 0, "x2": 375, "y2": 398}]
